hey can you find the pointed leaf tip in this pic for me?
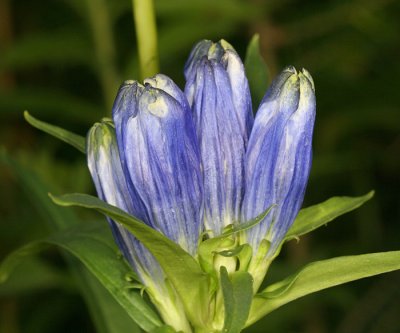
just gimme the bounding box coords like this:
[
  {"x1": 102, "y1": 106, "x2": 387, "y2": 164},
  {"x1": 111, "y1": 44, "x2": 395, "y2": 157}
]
[
  {"x1": 285, "y1": 191, "x2": 375, "y2": 240},
  {"x1": 247, "y1": 250, "x2": 400, "y2": 326},
  {"x1": 24, "y1": 111, "x2": 86, "y2": 153}
]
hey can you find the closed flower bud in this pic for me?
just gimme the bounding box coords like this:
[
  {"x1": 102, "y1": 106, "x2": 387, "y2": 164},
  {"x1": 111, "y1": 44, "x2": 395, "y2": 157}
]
[
  {"x1": 112, "y1": 75, "x2": 203, "y2": 255},
  {"x1": 242, "y1": 66, "x2": 316, "y2": 255},
  {"x1": 86, "y1": 119, "x2": 163, "y2": 285},
  {"x1": 184, "y1": 40, "x2": 254, "y2": 236}
]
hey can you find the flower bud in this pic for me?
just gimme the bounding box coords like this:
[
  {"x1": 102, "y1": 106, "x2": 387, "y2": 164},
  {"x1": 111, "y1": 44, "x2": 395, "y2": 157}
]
[
  {"x1": 112, "y1": 76, "x2": 203, "y2": 255},
  {"x1": 86, "y1": 119, "x2": 163, "y2": 284},
  {"x1": 184, "y1": 40, "x2": 254, "y2": 236},
  {"x1": 87, "y1": 117, "x2": 194, "y2": 333},
  {"x1": 242, "y1": 67, "x2": 316, "y2": 255}
]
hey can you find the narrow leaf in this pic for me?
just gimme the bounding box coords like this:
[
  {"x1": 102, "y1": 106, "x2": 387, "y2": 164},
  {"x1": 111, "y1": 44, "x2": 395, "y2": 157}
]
[
  {"x1": 0, "y1": 225, "x2": 163, "y2": 332},
  {"x1": 24, "y1": 111, "x2": 86, "y2": 153},
  {"x1": 221, "y1": 267, "x2": 253, "y2": 333},
  {"x1": 285, "y1": 191, "x2": 374, "y2": 241},
  {"x1": 50, "y1": 192, "x2": 211, "y2": 327},
  {"x1": 244, "y1": 34, "x2": 270, "y2": 110},
  {"x1": 0, "y1": 242, "x2": 47, "y2": 284},
  {"x1": 77, "y1": 265, "x2": 142, "y2": 333},
  {"x1": 0, "y1": 257, "x2": 73, "y2": 296},
  {"x1": 247, "y1": 251, "x2": 400, "y2": 326}
]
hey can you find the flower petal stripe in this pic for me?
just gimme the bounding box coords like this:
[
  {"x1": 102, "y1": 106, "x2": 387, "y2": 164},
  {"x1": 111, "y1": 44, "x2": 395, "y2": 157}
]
[{"x1": 113, "y1": 78, "x2": 203, "y2": 255}]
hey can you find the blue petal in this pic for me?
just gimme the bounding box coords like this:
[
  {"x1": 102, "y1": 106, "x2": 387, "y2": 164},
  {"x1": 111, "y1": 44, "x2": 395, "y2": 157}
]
[
  {"x1": 184, "y1": 39, "x2": 213, "y2": 82},
  {"x1": 112, "y1": 81, "x2": 149, "y2": 222},
  {"x1": 115, "y1": 77, "x2": 203, "y2": 255},
  {"x1": 185, "y1": 40, "x2": 253, "y2": 138},
  {"x1": 184, "y1": 40, "x2": 254, "y2": 236},
  {"x1": 86, "y1": 120, "x2": 164, "y2": 285},
  {"x1": 242, "y1": 67, "x2": 316, "y2": 254},
  {"x1": 185, "y1": 59, "x2": 247, "y2": 235}
]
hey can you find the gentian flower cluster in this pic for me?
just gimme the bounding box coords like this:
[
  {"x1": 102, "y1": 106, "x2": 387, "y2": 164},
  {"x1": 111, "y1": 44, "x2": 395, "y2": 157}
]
[{"x1": 87, "y1": 40, "x2": 315, "y2": 332}]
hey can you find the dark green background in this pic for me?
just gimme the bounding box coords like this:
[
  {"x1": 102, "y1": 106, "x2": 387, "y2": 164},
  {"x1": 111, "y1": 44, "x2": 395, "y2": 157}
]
[{"x1": 1, "y1": 0, "x2": 399, "y2": 332}]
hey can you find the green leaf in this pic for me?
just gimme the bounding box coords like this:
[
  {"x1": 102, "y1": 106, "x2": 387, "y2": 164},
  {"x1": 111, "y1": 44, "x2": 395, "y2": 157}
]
[
  {"x1": 247, "y1": 251, "x2": 400, "y2": 327},
  {"x1": 0, "y1": 242, "x2": 48, "y2": 284},
  {"x1": 244, "y1": 34, "x2": 270, "y2": 111},
  {"x1": 0, "y1": 153, "x2": 147, "y2": 333},
  {"x1": 24, "y1": 111, "x2": 86, "y2": 153},
  {"x1": 50, "y1": 192, "x2": 211, "y2": 327},
  {"x1": 0, "y1": 257, "x2": 73, "y2": 296},
  {"x1": 76, "y1": 265, "x2": 142, "y2": 333},
  {"x1": 0, "y1": 150, "x2": 77, "y2": 230},
  {"x1": 221, "y1": 267, "x2": 253, "y2": 333},
  {"x1": 285, "y1": 191, "x2": 374, "y2": 241},
  {"x1": 0, "y1": 224, "x2": 163, "y2": 332}
]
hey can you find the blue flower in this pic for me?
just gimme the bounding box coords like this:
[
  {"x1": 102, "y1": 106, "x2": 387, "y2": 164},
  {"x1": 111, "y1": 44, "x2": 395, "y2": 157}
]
[{"x1": 87, "y1": 39, "x2": 316, "y2": 291}]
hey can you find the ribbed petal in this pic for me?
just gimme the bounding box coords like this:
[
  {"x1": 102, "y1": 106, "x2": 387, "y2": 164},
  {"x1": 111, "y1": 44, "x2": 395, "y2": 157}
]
[
  {"x1": 242, "y1": 67, "x2": 316, "y2": 254},
  {"x1": 185, "y1": 40, "x2": 253, "y2": 138},
  {"x1": 114, "y1": 76, "x2": 203, "y2": 255},
  {"x1": 185, "y1": 59, "x2": 245, "y2": 235},
  {"x1": 86, "y1": 120, "x2": 164, "y2": 285},
  {"x1": 112, "y1": 81, "x2": 149, "y2": 222},
  {"x1": 184, "y1": 40, "x2": 253, "y2": 236},
  {"x1": 184, "y1": 39, "x2": 213, "y2": 82}
]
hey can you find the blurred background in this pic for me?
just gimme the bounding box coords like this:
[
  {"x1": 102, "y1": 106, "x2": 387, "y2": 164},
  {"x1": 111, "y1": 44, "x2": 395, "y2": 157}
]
[{"x1": 1, "y1": 0, "x2": 399, "y2": 332}]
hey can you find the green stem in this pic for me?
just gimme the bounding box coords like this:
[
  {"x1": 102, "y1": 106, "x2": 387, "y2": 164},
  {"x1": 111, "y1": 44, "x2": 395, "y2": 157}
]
[
  {"x1": 132, "y1": 0, "x2": 159, "y2": 80},
  {"x1": 86, "y1": 0, "x2": 120, "y2": 112}
]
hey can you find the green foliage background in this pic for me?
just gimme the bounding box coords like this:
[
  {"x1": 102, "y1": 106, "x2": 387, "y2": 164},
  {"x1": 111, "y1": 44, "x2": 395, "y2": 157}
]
[{"x1": 1, "y1": 0, "x2": 399, "y2": 332}]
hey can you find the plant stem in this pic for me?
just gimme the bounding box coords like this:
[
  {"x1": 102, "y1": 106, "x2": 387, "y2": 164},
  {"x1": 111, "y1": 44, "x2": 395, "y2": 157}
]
[{"x1": 132, "y1": 0, "x2": 159, "y2": 80}]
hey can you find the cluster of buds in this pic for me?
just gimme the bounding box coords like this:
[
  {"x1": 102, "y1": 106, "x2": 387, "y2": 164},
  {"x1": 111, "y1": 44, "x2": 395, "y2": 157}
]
[{"x1": 87, "y1": 40, "x2": 315, "y2": 332}]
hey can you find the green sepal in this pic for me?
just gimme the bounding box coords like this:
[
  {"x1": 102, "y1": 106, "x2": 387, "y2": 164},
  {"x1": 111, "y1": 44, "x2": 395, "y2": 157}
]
[
  {"x1": 0, "y1": 224, "x2": 163, "y2": 332},
  {"x1": 24, "y1": 111, "x2": 86, "y2": 153},
  {"x1": 50, "y1": 192, "x2": 211, "y2": 328},
  {"x1": 285, "y1": 191, "x2": 374, "y2": 241},
  {"x1": 236, "y1": 244, "x2": 253, "y2": 272},
  {"x1": 216, "y1": 204, "x2": 275, "y2": 240},
  {"x1": 246, "y1": 239, "x2": 272, "y2": 292},
  {"x1": 220, "y1": 267, "x2": 253, "y2": 333},
  {"x1": 247, "y1": 250, "x2": 400, "y2": 327},
  {"x1": 244, "y1": 34, "x2": 270, "y2": 111}
]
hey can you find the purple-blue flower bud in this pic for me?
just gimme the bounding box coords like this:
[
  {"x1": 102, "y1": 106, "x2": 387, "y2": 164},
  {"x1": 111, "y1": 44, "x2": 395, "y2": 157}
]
[
  {"x1": 112, "y1": 75, "x2": 203, "y2": 255},
  {"x1": 242, "y1": 66, "x2": 316, "y2": 255},
  {"x1": 184, "y1": 40, "x2": 254, "y2": 236},
  {"x1": 86, "y1": 119, "x2": 164, "y2": 285}
]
